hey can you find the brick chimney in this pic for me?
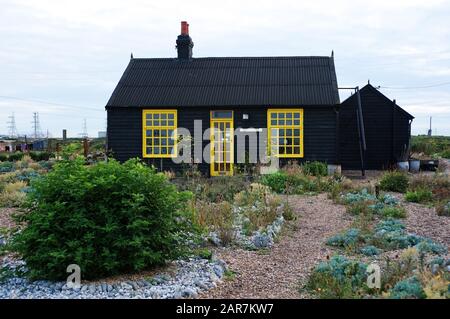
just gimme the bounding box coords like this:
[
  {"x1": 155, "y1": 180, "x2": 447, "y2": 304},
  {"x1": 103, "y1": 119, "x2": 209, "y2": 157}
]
[{"x1": 176, "y1": 21, "x2": 193, "y2": 59}]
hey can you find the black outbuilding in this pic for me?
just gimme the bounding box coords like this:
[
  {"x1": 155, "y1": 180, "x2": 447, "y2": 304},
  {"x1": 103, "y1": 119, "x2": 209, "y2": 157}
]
[{"x1": 339, "y1": 84, "x2": 414, "y2": 170}]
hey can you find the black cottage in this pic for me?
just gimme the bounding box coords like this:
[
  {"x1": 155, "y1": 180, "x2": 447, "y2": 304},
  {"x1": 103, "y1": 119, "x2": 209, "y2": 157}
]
[
  {"x1": 339, "y1": 84, "x2": 414, "y2": 170},
  {"x1": 106, "y1": 21, "x2": 340, "y2": 176}
]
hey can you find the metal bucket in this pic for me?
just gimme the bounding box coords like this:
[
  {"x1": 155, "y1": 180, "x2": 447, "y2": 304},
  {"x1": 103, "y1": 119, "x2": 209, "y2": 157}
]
[
  {"x1": 409, "y1": 160, "x2": 420, "y2": 173},
  {"x1": 397, "y1": 161, "x2": 409, "y2": 172}
]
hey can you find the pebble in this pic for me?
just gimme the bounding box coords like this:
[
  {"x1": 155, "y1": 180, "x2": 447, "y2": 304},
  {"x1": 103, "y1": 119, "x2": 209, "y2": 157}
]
[{"x1": 0, "y1": 257, "x2": 226, "y2": 299}]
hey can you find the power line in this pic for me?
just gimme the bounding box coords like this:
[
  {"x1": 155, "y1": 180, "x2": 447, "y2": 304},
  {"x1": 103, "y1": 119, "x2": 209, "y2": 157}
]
[
  {"x1": 0, "y1": 95, "x2": 104, "y2": 112},
  {"x1": 379, "y1": 81, "x2": 450, "y2": 90}
]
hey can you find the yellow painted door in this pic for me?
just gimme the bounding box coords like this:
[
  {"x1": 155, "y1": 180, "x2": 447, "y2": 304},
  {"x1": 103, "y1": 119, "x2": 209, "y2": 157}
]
[{"x1": 210, "y1": 117, "x2": 233, "y2": 176}]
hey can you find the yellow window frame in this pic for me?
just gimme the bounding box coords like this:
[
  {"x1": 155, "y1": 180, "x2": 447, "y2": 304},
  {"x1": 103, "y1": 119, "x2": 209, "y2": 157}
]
[
  {"x1": 142, "y1": 109, "x2": 177, "y2": 158},
  {"x1": 267, "y1": 108, "x2": 304, "y2": 158}
]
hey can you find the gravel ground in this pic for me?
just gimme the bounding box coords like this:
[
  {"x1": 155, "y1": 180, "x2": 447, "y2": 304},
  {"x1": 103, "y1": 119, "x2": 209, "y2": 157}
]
[
  {"x1": 0, "y1": 208, "x2": 17, "y2": 229},
  {"x1": 402, "y1": 199, "x2": 450, "y2": 250},
  {"x1": 200, "y1": 193, "x2": 352, "y2": 299}
]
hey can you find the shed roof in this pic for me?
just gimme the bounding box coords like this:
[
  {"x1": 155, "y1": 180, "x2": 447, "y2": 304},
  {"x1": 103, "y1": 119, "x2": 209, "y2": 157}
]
[
  {"x1": 106, "y1": 56, "x2": 340, "y2": 108},
  {"x1": 341, "y1": 84, "x2": 414, "y2": 120}
]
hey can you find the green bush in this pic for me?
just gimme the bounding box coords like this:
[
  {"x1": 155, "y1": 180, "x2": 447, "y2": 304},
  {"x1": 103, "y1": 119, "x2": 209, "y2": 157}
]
[
  {"x1": 405, "y1": 189, "x2": 433, "y2": 203},
  {"x1": 379, "y1": 171, "x2": 409, "y2": 193},
  {"x1": 381, "y1": 206, "x2": 407, "y2": 219},
  {"x1": 260, "y1": 172, "x2": 288, "y2": 193},
  {"x1": 307, "y1": 255, "x2": 368, "y2": 299},
  {"x1": 439, "y1": 148, "x2": 450, "y2": 158},
  {"x1": 0, "y1": 154, "x2": 8, "y2": 162},
  {"x1": 11, "y1": 158, "x2": 195, "y2": 280},
  {"x1": 360, "y1": 245, "x2": 380, "y2": 256},
  {"x1": 29, "y1": 151, "x2": 53, "y2": 162},
  {"x1": 0, "y1": 162, "x2": 14, "y2": 173},
  {"x1": 326, "y1": 228, "x2": 366, "y2": 249},
  {"x1": 7, "y1": 153, "x2": 24, "y2": 162},
  {"x1": 389, "y1": 276, "x2": 426, "y2": 299},
  {"x1": 302, "y1": 161, "x2": 328, "y2": 177}
]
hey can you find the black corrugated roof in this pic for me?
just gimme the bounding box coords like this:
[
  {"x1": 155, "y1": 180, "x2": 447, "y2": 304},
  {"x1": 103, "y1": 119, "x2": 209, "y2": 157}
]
[
  {"x1": 106, "y1": 56, "x2": 340, "y2": 108},
  {"x1": 341, "y1": 84, "x2": 414, "y2": 119}
]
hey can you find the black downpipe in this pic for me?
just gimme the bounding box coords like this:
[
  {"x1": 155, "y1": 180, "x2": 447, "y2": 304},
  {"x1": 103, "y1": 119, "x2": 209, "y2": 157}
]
[{"x1": 356, "y1": 87, "x2": 366, "y2": 176}]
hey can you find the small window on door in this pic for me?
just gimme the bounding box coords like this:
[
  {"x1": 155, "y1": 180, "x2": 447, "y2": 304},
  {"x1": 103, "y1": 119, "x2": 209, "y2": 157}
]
[{"x1": 211, "y1": 111, "x2": 233, "y2": 119}]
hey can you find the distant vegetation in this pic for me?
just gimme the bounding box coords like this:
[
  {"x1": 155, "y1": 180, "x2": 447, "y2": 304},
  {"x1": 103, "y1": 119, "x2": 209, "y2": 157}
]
[{"x1": 411, "y1": 135, "x2": 450, "y2": 158}]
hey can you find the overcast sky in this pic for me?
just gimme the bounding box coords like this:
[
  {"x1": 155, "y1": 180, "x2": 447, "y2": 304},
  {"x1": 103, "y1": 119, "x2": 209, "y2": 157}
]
[{"x1": 0, "y1": 0, "x2": 449, "y2": 137}]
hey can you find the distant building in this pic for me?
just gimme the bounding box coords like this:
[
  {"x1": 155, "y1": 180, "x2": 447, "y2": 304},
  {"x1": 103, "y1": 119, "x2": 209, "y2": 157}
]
[{"x1": 98, "y1": 131, "x2": 107, "y2": 138}]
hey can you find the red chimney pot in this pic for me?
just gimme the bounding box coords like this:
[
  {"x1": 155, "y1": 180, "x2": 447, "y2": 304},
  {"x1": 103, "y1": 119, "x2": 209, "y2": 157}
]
[{"x1": 181, "y1": 21, "x2": 189, "y2": 35}]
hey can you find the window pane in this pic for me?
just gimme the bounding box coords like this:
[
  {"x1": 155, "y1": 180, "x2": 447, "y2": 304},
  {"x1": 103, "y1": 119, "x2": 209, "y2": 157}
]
[
  {"x1": 154, "y1": 138, "x2": 160, "y2": 145},
  {"x1": 286, "y1": 113, "x2": 292, "y2": 118},
  {"x1": 294, "y1": 119, "x2": 300, "y2": 125},
  {"x1": 294, "y1": 129, "x2": 300, "y2": 136},
  {"x1": 154, "y1": 114, "x2": 159, "y2": 119},
  {"x1": 212, "y1": 111, "x2": 233, "y2": 119},
  {"x1": 154, "y1": 147, "x2": 160, "y2": 154},
  {"x1": 168, "y1": 113, "x2": 174, "y2": 119},
  {"x1": 271, "y1": 113, "x2": 277, "y2": 119},
  {"x1": 146, "y1": 130, "x2": 152, "y2": 137},
  {"x1": 147, "y1": 138, "x2": 153, "y2": 145},
  {"x1": 161, "y1": 147, "x2": 167, "y2": 154},
  {"x1": 294, "y1": 138, "x2": 300, "y2": 145},
  {"x1": 279, "y1": 113, "x2": 285, "y2": 119},
  {"x1": 161, "y1": 130, "x2": 167, "y2": 137},
  {"x1": 146, "y1": 147, "x2": 152, "y2": 154},
  {"x1": 294, "y1": 113, "x2": 300, "y2": 118},
  {"x1": 161, "y1": 114, "x2": 167, "y2": 119},
  {"x1": 153, "y1": 120, "x2": 160, "y2": 126},
  {"x1": 146, "y1": 120, "x2": 152, "y2": 126},
  {"x1": 286, "y1": 119, "x2": 292, "y2": 125},
  {"x1": 294, "y1": 146, "x2": 300, "y2": 154},
  {"x1": 161, "y1": 139, "x2": 167, "y2": 145},
  {"x1": 279, "y1": 119, "x2": 285, "y2": 125},
  {"x1": 154, "y1": 130, "x2": 160, "y2": 137},
  {"x1": 271, "y1": 119, "x2": 277, "y2": 125},
  {"x1": 146, "y1": 114, "x2": 152, "y2": 120},
  {"x1": 168, "y1": 120, "x2": 174, "y2": 126},
  {"x1": 271, "y1": 128, "x2": 278, "y2": 137},
  {"x1": 286, "y1": 129, "x2": 292, "y2": 136},
  {"x1": 279, "y1": 129, "x2": 285, "y2": 136}
]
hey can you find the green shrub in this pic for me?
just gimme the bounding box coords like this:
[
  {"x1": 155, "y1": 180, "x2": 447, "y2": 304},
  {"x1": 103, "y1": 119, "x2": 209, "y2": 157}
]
[
  {"x1": 302, "y1": 161, "x2": 328, "y2": 177},
  {"x1": 326, "y1": 229, "x2": 366, "y2": 249},
  {"x1": 11, "y1": 158, "x2": 195, "y2": 280},
  {"x1": 439, "y1": 148, "x2": 450, "y2": 158},
  {"x1": 360, "y1": 245, "x2": 380, "y2": 256},
  {"x1": 307, "y1": 255, "x2": 368, "y2": 299},
  {"x1": 29, "y1": 152, "x2": 53, "y2": 162},
  {"x1": 436, "y1": 201, "x2": 450, "y2": 216},
  {"x1": 389, "y1": 276, "x2": 426, "y2": 299},
  {"x1": 7, "y1": 153, "x2": 24, "y2": 162},
  {"x1": 405, "y1": 189, "x2": 433, "y2": 203},
  {"x1": 381, "y1": 206, "x2": 407, "y2": 219},
  {"x1": 260, "y1": 172, "x2": 288, "y2": 193},
  {"x1": 0, "y1": 162, "x2": 14, "y2": 173},
  {"x1": 379, "y1": 171, "x2": 409, "y2": 193},
  {"x1": 196, "y1": 248, "x2": 213, "y2": 260},
  {"x1": 0, "y1": 154, "x2": 8, "y2": 162}
]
